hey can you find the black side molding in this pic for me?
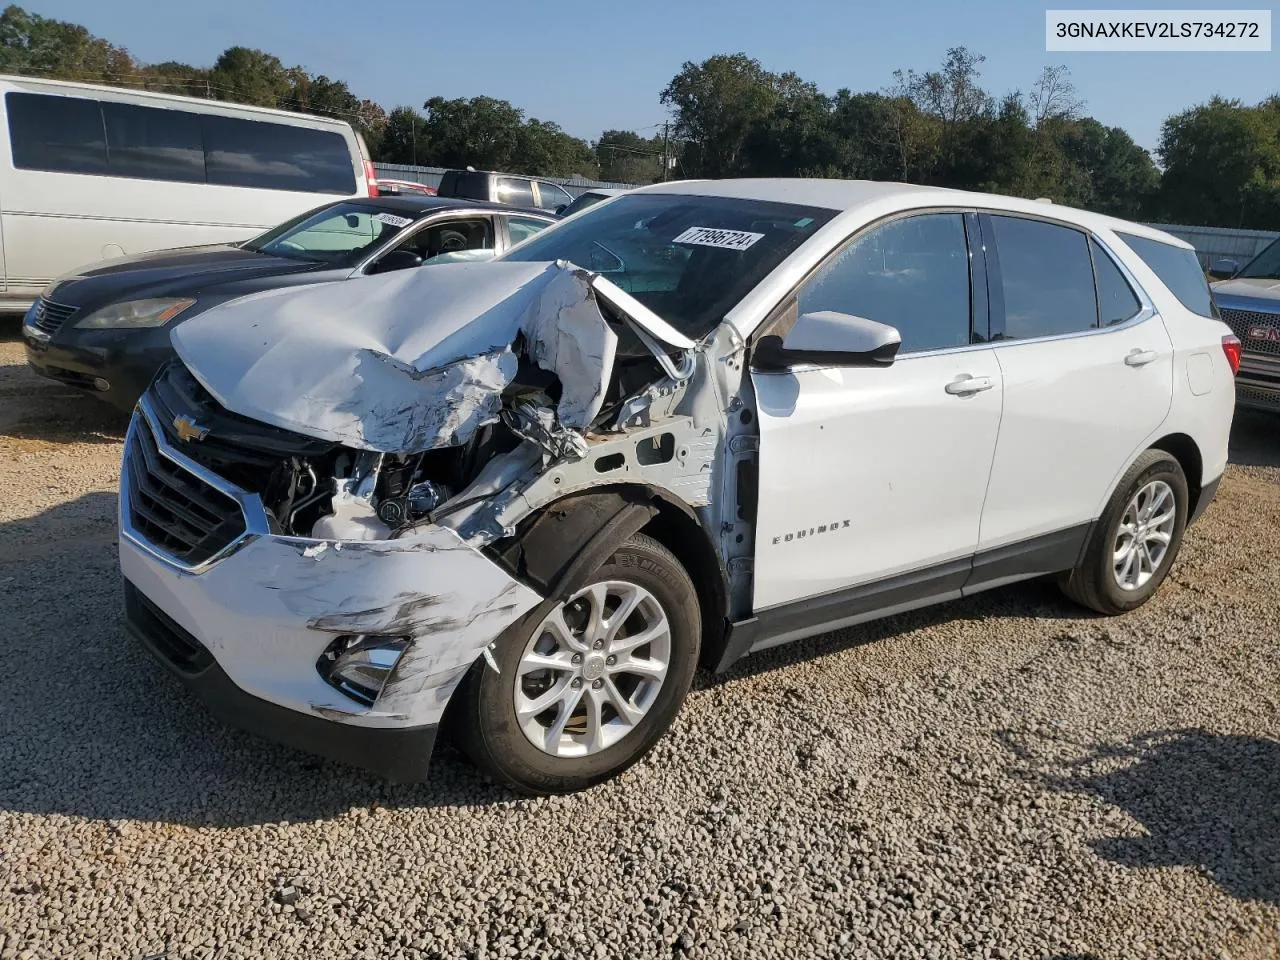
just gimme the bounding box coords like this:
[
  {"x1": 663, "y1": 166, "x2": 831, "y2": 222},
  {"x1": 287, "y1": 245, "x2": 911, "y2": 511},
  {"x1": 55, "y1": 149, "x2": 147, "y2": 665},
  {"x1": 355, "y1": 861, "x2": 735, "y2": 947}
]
[
  {"x1": 1189, "y1": 475, "x2": 1221, "y2": 525},
  {"x1": 715, "y1": 523, "x2": 1095, "y2": 674}
]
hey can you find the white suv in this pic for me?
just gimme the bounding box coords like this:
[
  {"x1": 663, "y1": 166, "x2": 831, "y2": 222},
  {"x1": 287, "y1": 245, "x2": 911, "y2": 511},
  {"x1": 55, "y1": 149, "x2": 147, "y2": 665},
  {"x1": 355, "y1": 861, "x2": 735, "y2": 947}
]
[{"x1": 118, "y1": 179, "x2": 1238, "y2": 794}]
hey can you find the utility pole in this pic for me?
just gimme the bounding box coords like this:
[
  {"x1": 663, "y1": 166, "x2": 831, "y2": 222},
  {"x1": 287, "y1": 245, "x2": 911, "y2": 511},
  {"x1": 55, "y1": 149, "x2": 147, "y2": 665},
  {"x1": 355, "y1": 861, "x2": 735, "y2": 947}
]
[{"x1": 661, "y1": 121, "x2": 669, "y2": 182}]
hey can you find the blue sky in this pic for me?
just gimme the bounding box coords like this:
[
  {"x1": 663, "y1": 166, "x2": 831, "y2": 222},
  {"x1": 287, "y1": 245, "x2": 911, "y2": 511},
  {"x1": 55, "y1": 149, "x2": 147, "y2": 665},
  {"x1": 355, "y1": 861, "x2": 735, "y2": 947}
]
[{"x1": 29, "y1": 0, "x2": 1280, "y2": 154}]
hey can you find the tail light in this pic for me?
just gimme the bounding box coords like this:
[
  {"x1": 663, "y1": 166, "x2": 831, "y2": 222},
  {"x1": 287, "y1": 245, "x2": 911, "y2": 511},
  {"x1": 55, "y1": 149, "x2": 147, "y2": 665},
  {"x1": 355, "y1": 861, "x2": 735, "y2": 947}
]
[
  {"x1": 1222, "y1": 334, "x2": 1242, "y2": 375},
  {"x1": 364, "y1": 159, "x2": 379, "y2": 197}
]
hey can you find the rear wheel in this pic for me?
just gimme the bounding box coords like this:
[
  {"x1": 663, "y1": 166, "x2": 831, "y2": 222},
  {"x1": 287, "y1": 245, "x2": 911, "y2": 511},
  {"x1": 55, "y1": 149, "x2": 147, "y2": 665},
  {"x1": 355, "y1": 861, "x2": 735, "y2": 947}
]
[
  {"x1": 457, "y1": 534, "x2": 700, "y2": 795},
  {"x1": 1060, "y1": 449, "x2": 1188, "y2": 615}
]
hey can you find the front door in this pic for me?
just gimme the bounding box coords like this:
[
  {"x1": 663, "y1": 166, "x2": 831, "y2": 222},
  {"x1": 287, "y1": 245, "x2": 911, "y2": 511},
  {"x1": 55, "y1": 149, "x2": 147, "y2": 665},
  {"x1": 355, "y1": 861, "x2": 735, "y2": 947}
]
[{"x1": 751, "y1": 211, "x2": 1003, "y2": 611}]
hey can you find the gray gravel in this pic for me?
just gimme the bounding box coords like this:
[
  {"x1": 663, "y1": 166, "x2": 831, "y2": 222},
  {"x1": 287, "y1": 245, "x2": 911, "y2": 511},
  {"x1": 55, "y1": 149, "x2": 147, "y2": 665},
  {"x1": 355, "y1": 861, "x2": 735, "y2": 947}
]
[{"x1": 1, "y1": 328, "x2": 1278, "y2": 959}]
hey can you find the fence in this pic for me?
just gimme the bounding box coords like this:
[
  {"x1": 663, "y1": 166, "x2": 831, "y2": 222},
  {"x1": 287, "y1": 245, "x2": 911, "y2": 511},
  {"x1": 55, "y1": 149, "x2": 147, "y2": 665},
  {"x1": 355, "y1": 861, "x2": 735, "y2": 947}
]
[{"x1": 373, "y1": 163, "x2": 638, "y2": 199}]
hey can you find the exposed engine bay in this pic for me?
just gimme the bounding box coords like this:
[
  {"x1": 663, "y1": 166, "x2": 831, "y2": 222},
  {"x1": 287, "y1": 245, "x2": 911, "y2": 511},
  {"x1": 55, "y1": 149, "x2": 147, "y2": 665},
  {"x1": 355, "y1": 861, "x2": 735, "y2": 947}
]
[{"x1": 155, "y1": 260, "x2": 742, "y2": 565}]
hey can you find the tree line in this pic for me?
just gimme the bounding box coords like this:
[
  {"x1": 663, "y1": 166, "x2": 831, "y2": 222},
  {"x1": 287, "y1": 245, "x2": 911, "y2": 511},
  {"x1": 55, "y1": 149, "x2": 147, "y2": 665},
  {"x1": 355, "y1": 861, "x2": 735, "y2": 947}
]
[{"x1": 1, "y1": 4, "x2": 1276, "y2": 229}]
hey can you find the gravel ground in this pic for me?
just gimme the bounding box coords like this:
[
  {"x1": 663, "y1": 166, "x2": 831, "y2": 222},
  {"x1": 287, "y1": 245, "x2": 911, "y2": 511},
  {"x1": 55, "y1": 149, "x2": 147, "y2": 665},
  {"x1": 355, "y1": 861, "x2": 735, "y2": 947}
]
[{"x1": 0, "y1": 323, "x2": 1278, "y2": 960}]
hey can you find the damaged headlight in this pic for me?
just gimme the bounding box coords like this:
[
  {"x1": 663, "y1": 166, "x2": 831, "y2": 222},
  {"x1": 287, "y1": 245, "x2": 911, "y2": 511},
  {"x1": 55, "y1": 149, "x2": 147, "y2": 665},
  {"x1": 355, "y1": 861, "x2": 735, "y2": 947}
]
[
  {"x1": 318, "y1": 634, "x2": 410, "y2": 706},
  {"x1": 75, "y1": 297, "x2": 196, "y2": 329}
]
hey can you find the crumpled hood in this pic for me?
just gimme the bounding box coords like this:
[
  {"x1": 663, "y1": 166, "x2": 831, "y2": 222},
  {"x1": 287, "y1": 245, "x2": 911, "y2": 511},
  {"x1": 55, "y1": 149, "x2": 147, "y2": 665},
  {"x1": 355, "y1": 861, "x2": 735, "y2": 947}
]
[
  {"x1": 171, "y1": 261, "x2": 619, "y2": 453},
  {"x1": 1212, "y1": 276, "x2": 1280, "y2": 302}
]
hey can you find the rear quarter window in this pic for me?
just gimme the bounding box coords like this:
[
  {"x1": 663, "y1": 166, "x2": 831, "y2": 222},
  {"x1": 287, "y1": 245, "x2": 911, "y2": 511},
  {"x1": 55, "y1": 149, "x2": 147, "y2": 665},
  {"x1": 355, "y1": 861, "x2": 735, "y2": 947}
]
[{"x1": 1117, "y1": 232, "x2": 1215, "y2": 318}]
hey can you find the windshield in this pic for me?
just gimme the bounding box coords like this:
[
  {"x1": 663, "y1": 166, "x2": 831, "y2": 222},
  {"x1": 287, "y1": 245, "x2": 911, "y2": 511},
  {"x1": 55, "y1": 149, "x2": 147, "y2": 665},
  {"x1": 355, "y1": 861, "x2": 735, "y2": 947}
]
[
  {"x1": 500, "y1": 192, "x2": 837, "y2": 339},
  {"x1": 243, "y1": 201, "x2": 416, "y2": 264},
  {"x1": 558, "y1": 192, "x2": 611, "y2": 218},
  {"x1": 1238, "y1": 236, "x2": 1280, "y2": 280}
]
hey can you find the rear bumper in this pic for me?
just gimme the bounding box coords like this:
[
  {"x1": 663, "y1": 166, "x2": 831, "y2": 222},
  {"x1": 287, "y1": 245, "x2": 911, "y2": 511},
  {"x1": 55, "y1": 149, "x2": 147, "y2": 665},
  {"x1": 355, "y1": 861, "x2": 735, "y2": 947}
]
[{"x1": 125, "y1": 580, "x2": 440, "y2": 781}]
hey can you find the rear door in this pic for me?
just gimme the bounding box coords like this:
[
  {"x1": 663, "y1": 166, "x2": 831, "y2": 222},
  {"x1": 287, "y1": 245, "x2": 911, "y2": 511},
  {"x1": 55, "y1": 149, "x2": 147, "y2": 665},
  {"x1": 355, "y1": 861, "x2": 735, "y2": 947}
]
[
  {"x1": 495, "y1": 177, "x2": 536, "y2": 208},
  {"x1": 751, "y1": 211, "x2": 1004, "y2": 609},
  {"x1": 974, "y1": 213, "x2": 1173, "y2": 558}
]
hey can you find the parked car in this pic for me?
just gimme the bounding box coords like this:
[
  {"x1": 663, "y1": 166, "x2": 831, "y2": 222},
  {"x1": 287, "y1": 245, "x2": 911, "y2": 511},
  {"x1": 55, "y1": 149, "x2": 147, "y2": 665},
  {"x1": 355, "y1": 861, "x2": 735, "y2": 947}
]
[
  {"x1": 0, "y1": 73, "x2": 378, "y2": 314},
  {"x1": 557, "y1": 187, "x2": 626, "y2": 218},
  {"x1": 23, "y1": 196, "x2": 555, "y2": 410},
  {"x1": 437, "y1": 168, "x2": 575, "y2": 214},
  {"x1": 1208, "y1": 238, "x2": 1280, "y2": 411},
  {"x1": 119, "y1": 179, "x2": 1237, "y2": 795},
  {"x1": 377, "y1": 178, "x2": 438, "y2": 197}
]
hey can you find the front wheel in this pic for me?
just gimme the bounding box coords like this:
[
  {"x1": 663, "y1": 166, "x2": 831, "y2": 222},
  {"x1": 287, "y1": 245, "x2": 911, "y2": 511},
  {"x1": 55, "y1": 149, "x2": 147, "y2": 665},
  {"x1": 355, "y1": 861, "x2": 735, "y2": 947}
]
[
  {"x1": 1060, "y1": 449, "x2": 1189, "y2": 615},
  {"x1": 456, "y1": 533, "x2": 700, "y2": 795}
]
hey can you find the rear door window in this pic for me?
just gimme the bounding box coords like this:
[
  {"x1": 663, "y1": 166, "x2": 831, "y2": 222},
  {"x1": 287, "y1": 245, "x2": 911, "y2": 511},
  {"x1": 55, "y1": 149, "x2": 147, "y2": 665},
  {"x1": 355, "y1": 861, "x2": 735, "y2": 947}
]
[
  {"x1": 506, "y1": 215, "x2": 550, "y2": 246},
  {"x1": 535, "y1": 181, "x2": 573, "y2": 211},
  {"x1": 798, "y1": 213, "x2": 972, "y2": 354},
  {"x1": 102, "y1": 101, "x2": 205, "y2": 183},
  {"x1": 201, "y1": 115, "x2": 355, "y2": 194},
  {"x1": 987, "y1": 215, "x2": 1098, "y2": 339},
  {"x1": 6, "y1": 92, "x2": 108, "y2": 174},
  {"x1": 496, "y1": 177, "x2": 535, "y2": 206},
  {"x1": 1118, "y1": 232, "x2": 1215, "y2": 318}
]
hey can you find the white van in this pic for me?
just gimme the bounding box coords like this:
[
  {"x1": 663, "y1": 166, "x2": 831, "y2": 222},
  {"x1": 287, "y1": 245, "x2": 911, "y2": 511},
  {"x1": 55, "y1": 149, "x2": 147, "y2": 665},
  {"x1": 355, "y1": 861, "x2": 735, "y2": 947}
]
[{"x1": 0, "y1": 74, "x2": 376, "y2": 312}]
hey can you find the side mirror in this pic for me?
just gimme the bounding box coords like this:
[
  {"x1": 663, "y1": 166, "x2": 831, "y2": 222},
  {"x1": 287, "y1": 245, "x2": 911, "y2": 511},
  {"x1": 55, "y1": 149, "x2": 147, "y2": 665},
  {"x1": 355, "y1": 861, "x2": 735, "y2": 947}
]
[
  {"x1": 754, "y1": 311, "x2": 902, "y2": 370},
  {"x1": 1208, "y1": 258, "x2": 1240, "y2": 281},
  {"x1": 344, "y1": 214, "x2": 360, "y2": 229},
  {"x1": 555, "y1": 204, "x2": 567, "y2": 216},
  {"x1": 370, "y1": 249, "x2": 423, "y2": 274}
]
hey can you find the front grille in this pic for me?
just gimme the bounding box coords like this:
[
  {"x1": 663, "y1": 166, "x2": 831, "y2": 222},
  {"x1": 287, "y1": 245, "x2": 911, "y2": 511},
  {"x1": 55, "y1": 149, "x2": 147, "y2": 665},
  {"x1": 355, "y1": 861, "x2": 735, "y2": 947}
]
[
  {"x1": 29, "y1": 298, "x2": 78, "y2": 336},
  {"x1": 1238, "y1": 384, "x2": 1280, "y2": 409},
  {"x1": 1220, "y1": 307, "x2": 1280, "y2": 358},
  {"x1": 124, "y1": 581, "x2": 213, "y2": 675},
  {"x1": 125, "y1": 415, "x2": 247, "y2": 566},
  {"x1": 149, "y1": 361, "x2": 339, "y2": 495}
]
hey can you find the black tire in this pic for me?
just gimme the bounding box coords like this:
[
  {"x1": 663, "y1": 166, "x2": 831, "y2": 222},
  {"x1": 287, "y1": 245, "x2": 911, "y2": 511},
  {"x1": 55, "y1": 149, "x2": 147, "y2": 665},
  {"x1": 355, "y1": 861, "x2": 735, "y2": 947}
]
[
  {"x1": 1060, "y1": 449, "x2": 1189, "y2": 615},
  {"x1": 456, "y1": 533, "x2": 700, "y2": 795}
]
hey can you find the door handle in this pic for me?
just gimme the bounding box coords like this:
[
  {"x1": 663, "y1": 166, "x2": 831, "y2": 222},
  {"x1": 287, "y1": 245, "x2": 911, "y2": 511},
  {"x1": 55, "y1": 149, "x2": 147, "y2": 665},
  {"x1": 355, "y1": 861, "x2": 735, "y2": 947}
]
[
  {"x1": 1125, "y1": 349, "x2": 1158, "y2": 367},
  {"x1": 944, "y1": 375, "x2": 994, "y2": 396}
]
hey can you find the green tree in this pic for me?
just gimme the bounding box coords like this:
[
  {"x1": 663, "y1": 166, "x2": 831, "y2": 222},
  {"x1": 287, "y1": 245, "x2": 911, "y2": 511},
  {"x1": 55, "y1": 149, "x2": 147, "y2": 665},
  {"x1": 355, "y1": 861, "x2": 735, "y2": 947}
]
[
  {"x1": 1157, "y1": 96, "x2": 1280, "y2": 228},
  {"x1": 0, "y1": 3, "x2": 135, "y2": 81},
  {"x1": 421, "y1": 95, "x2": 526, "y2": 169},
  {"x1": 596, "y1": 129, "x2": 664, "y2": 183},
  {"x1": 660, "y1": 53, "x2": 781, "y2": 177},
  {"x1": 377, "y1": 106, "x2": 428, "y2": 164},
  {"x1": 209, "y1": 46, "x2": 289, "y2": 108}
]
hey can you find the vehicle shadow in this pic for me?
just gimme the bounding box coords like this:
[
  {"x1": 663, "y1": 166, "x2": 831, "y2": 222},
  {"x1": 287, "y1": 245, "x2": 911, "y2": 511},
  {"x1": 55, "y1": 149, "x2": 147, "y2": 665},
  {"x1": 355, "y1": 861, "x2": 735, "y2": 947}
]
[
  {"x1": 1229, "y1": 408, "x2": 1280, "y2": 468},
  {"x1": 0, "y1": 491, "x2": 1108, "y2": 827},
  {"x1": 709, "y1": 576, "x2": 1093, "y2": 686},
  {"x1": 1001, "y1": 728, "x2": 1280, "y2": 905}
]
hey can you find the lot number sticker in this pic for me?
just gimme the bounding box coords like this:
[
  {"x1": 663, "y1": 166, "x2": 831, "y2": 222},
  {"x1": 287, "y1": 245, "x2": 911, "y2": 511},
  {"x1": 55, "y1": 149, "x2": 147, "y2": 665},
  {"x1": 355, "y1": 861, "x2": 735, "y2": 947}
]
[
  {"x1": 373, "y1": 212, "x2": 414, "y2": 228},
  {"x1": 673, "y1": 226, "x2": 764, "y2": 251}
]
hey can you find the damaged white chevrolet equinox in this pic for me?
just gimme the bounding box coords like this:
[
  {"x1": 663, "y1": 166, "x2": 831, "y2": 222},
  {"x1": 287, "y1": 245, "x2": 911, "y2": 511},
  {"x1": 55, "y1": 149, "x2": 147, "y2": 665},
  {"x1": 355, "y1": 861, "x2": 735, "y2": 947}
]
[{"x1": 120, "y1": 180, "x2": 1238, "y2": 794}]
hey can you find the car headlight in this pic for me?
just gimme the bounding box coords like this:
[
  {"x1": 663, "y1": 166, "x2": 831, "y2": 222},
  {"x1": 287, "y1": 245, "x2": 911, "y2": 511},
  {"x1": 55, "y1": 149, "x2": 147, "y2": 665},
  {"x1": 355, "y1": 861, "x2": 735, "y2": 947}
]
[{"x1": 74, "y1": 298, "x2": 195, "y2": 329}]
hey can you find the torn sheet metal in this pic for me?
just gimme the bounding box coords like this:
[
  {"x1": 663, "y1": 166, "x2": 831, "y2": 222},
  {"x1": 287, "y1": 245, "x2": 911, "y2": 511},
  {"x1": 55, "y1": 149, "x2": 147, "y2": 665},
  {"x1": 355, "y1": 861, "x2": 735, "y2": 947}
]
[
  {"x1": 171, "y1": 261, "x2": 618, "y2": 454},
  {"x1": 502, "y1": 400, "x2": 590, "y2": 462}
]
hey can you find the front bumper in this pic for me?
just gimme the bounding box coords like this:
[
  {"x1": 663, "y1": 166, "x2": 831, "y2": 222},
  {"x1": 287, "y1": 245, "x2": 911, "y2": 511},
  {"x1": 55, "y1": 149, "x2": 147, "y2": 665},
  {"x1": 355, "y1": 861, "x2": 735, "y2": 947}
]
[
  {"x1": 1236, "y1": 358, "x2": 1280, "y2": 412},
  {"x1": 119, "y1": 404, "x2": 543, "y2": 779},
  {"x1": 23, "y1": 308, "x2": 174, "y2": 412},
  {"x1": 125, "y1": 581, "x2": 441, "y2": 781}
]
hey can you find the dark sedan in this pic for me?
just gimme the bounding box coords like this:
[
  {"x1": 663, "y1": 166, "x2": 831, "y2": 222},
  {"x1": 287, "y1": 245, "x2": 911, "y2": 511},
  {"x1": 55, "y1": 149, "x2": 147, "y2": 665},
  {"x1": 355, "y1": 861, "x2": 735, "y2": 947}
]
[{"x1": 22, "y1": 196, "x2": 556, "y2": 411}]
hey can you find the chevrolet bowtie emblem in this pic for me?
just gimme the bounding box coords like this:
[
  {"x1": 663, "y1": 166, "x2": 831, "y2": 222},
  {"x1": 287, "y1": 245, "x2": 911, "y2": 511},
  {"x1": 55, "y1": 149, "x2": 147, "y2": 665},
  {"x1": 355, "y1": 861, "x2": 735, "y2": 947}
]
[{"x1": 172, "y1": 415, "x2": 209, "y2": 442}]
